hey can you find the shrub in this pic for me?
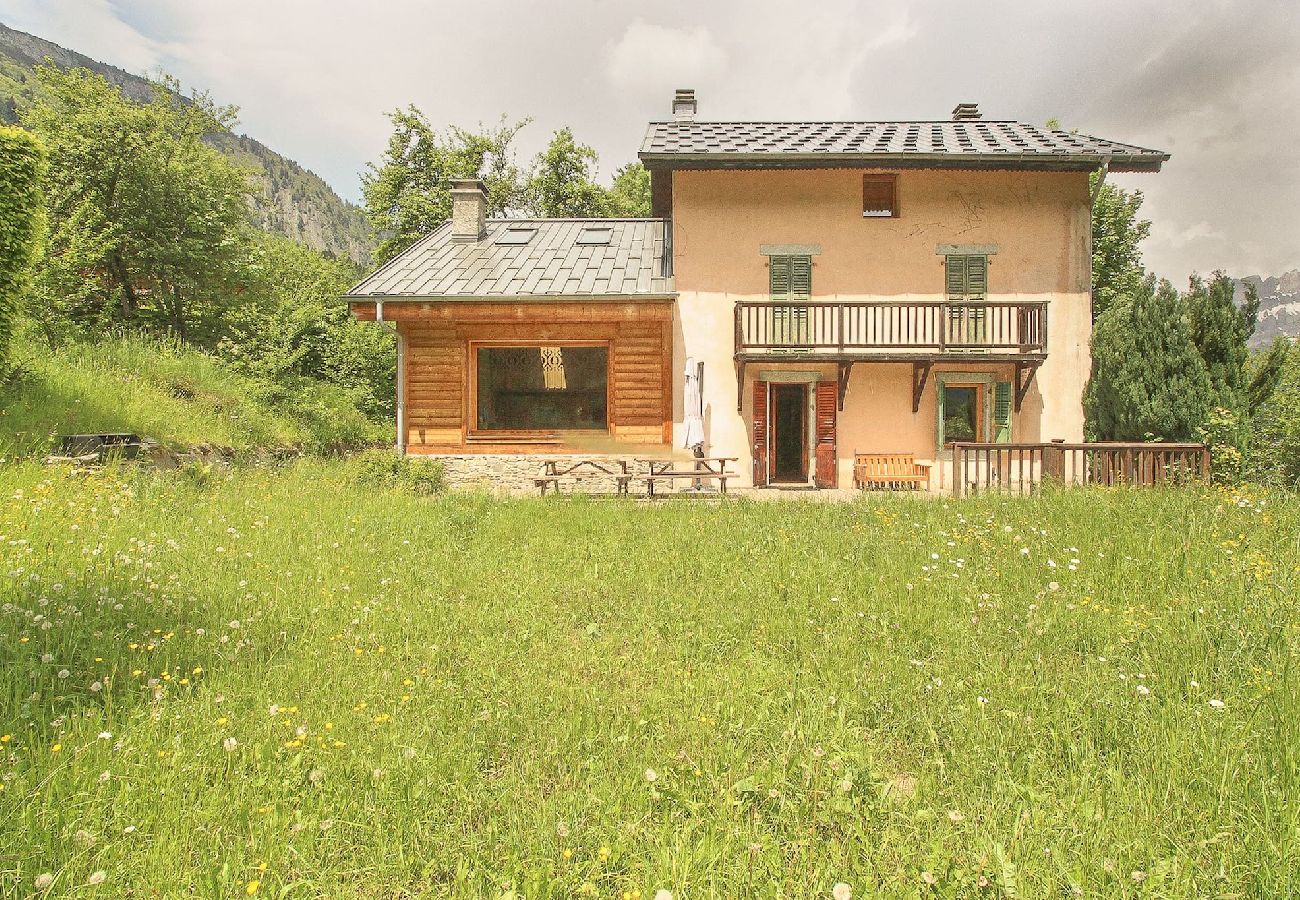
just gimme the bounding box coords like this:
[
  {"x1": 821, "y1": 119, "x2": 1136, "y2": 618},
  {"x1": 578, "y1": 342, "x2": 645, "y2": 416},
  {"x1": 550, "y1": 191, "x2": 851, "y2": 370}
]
[
  {"x1": 346, "y1": 448, "x2": 444, "y2": 495},
  {"x1": 0, "y1": 125, "x2": 46, "y2": 371}
]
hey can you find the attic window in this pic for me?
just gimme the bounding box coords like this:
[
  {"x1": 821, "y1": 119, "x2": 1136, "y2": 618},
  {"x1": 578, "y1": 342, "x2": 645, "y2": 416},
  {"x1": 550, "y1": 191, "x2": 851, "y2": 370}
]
[
  {"x1": 862, "y1": 174, "x2": 898, "y2": 218},
  {"x1": 495, "y1": 226, "x2": 537, "y2": 246},
  {"x1": 576, "y1": 225, "x2": 613, "y2": 246}
]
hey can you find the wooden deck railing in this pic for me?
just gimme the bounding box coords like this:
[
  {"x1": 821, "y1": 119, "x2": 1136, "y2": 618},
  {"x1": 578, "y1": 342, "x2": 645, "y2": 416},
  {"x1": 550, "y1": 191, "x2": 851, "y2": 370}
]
[
  {"x1": 735, "y1": 301, "x2": 1047, "y2": 355},
  {"x1": 950, "y1": 442, "x2": 1211, "y2": 496}
]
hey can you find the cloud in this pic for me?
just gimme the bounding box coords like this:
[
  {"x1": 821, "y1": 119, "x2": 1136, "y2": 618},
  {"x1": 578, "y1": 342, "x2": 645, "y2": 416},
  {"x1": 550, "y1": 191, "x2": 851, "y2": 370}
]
[
  {"x1": 0, "y1": 0, "x2": 160, "y2": 72},
  {"x1": 605, "y1": 20, "x2": 727, "y2": 93}
]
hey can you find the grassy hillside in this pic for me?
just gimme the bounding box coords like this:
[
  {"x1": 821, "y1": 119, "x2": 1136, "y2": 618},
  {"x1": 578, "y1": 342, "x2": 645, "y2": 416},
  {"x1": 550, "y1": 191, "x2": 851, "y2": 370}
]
[
  {"x1": 0, "y1": 334, "x2": 387, "y2": 457},
  {"x1": 0, "y1": 21, "x2": 373, "y2": 265},
  {"x1": 0, "y1": 467, "x2": 1295, "y2": 896}
]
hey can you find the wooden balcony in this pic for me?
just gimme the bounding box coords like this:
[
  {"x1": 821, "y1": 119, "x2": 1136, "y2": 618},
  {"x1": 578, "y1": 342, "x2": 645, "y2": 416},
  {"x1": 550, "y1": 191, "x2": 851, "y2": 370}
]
[
  {"x1": 735, "y1": 300, "x2": 1047, "y2": 359},
  {"x1": 733, "y1": 300, "x2": 1048, "y2": 412}
]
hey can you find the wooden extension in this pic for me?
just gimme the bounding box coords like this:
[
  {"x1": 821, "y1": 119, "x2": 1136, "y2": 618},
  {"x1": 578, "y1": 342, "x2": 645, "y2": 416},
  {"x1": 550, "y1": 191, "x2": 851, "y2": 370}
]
[{"x1": 853, "y1": 452, "x2": 932, "y2": 491}]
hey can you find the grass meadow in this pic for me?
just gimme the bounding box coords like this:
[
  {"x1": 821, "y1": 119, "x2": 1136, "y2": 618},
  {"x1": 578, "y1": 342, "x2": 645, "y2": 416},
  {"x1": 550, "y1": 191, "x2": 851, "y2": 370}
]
[{"x1": 0, "y1": 461, "x2": 1297, "y2": 898}]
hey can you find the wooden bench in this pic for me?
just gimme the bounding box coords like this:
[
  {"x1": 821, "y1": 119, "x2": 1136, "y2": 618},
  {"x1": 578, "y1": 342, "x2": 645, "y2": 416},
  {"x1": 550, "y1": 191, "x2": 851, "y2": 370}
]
[
  {"x1": 535, "y1": 459, "x2": 633, "y2": 496},
  {"x1": 854, "y1": 453, "x2": 932, "y2": 491}
]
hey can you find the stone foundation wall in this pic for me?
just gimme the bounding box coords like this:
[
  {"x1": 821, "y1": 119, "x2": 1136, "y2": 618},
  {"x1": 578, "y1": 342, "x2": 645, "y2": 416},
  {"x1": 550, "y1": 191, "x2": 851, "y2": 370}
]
[{"x1": 429, "y1": 454, "x2": 643, "y2": 496}]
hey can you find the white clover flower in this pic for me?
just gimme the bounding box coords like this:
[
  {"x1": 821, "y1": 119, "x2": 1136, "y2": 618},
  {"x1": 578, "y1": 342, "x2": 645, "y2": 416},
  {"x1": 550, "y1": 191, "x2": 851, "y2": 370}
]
[
  {"x1": 1047, "y1": 582, "x2": 1059, "y2": 591},
  {"x1": 57, "y1": 669, "x2": 70, "y2": 679},
  {"x1": 97, "y1": 731, "x2": 112, "y2": 740},
  {"x1": 222, "y1": 737, "x2": 238, "y2": 752},
  {"x1": 644, "y1": 768, "x2": 658, "y2": 783},
  {"x1": 34, "y1": 873, "x2": 54, "y2": 891},
  {"x1": 1136, "y1": 685, "x2": 1150, "y2": 696},
  {"x1": 978, "y1": 696, "x2": 989, "y2": 705},
  {"x1": 87, "y1": 871, "x2": 106, "y2": 886},
  {"x1": 653, "y1": 891, "x2": 673, "y2": 900},
  {"x1": 41, "y1": 653, "x2": 53, "y2": 663},
  {"x1": 833, "y1": 883, "x2": 853, "y2": 900},
  {"x1": 1209, "y1": 699, "x2": 1225, "y2": 709}
]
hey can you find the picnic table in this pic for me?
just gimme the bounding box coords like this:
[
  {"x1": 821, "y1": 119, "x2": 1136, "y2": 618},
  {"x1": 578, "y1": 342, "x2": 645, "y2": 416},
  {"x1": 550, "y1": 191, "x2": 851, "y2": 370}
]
[
  {"x1": 534, "y1": 458, "x2": 633, "y2": 495},
  {"x1": 637, "y1": 457, "x2": 738, "y2": 497}
]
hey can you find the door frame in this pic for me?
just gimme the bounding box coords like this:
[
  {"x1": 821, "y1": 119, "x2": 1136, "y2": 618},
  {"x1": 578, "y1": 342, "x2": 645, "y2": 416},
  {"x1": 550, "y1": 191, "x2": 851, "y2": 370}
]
[{"x1": 769, "y1": 381, "x2": 810, "y2": 484}]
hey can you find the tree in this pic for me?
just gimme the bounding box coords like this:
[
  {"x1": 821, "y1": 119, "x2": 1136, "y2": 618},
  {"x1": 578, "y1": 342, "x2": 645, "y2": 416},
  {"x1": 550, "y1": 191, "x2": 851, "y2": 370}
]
[
  {"x1": 1184, "y1": 271, "x2": 1257, "y2": 410},
  {"x1": 0, "y1": 124, "x2": 46, "y2": 369},
  {"x1": 1091, "y1": 178, "x2": 1151, "y2": 321},
  {"x1": 218, "y1": 234, "x2": 395, "y2": 418},
  {"x1": 525, "y1": 127, "x2": 610, "y2": 218},
  {"x1": 1084, "y1": 276, "x2": 1212, "y2": 441},
  {"x1": 606, "y1": 163, "x2": 652, "y2": 217},
  {"x1": 1248, "y1": 342, "x2": 1300, "y2": 485},
  {"x1": 22, "y1": 66, "x2": 255, "y2": 345},
  {"x1": 1247, "y1": 337, "x2": 1290, "y2": 415},
  {"x1": 361, "y1": 108, "x2": 528, "y2": 264}
]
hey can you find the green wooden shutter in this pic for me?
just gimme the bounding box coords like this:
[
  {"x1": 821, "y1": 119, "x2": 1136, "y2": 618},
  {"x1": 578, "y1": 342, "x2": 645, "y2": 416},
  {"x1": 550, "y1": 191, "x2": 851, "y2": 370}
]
[
  {"x1": 945, "y1": 255, "x2": 967, "y2": 297},
  {"x1": 769, "y1": 256, "x2": 791, "y2": 298},
  {"x1": 790, "y1": 255, "x2": 812, "y2": 298},
  {"x1": 966, "y1": 255, "x2": 987, "y2": 299},
  {"x1": 936, "y1": 384, "x2": 947, "y2": 449},
  {"x1": 993, "y1": 381, "x2": 1013, "y2": 442}
]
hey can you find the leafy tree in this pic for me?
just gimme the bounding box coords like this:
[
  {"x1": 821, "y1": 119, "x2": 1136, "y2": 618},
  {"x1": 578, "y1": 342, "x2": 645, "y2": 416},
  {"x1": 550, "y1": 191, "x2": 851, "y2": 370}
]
[
  {"x1": 525, "y1": 127, "x2": 610, "y2": 217},
  {"x1": 361, "y1": 108, "x2": 528, "y2": 264},
  {"x1": 1084, "y1": 276, "x2": 1212, "y2": 441},
  {"x1": 606, "y1": 163, "x2": 652, "y2": 217},
  {"x1": 0, "y1": 124, "x2": 45, "y2": 369},
  {"x1": 1248, "y1": 342, "x2": 1300, "y2": 485},
  {"x1": 1091, "y1": 178, "x2": 1151, "y2": 321},
  {"x1": 1184, "y1": 271, "x2": 1258, "y2": 410},
  {"x1": 218, "y1": 234, "x2": 394, "y2": 418},
  {"x1": 21, "y1": 66, "x2": 255, "y2": 345}
]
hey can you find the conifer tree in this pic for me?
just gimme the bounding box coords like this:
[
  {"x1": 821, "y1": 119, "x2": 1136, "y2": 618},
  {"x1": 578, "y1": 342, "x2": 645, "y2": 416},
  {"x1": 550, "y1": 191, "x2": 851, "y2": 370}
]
[{"x1": 1084, "y1": 276, "x2": 1212, "y2": 441}]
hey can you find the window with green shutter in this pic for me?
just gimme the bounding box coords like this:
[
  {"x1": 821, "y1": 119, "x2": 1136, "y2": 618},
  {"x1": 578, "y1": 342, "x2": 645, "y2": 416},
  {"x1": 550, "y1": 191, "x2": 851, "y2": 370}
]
[
  {"x1": 993, "y1": 381, "x2": 1013, "y2": 442},
  {"x1": 769, "y1": 255, "x2": 811, "y2": 346},
  {"x1": 945, "y1": 254, "x2": 988, "y2": 347}
]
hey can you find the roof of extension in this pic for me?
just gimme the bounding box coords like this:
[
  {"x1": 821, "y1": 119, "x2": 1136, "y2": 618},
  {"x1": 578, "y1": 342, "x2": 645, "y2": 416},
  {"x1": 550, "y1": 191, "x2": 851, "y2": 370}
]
[
  {"x1": 345, "y1": 218, "x2": 672, "y2": 300},
  {"x1": 639, "y1": 120, "x2": 1169, "y2": 173}
]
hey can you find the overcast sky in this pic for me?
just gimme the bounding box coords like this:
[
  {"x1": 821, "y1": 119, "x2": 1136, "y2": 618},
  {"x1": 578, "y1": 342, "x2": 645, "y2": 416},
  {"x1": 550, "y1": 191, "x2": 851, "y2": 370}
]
[{"x1": 2, "y1": 0, "x2": 1296, "y2": 280}]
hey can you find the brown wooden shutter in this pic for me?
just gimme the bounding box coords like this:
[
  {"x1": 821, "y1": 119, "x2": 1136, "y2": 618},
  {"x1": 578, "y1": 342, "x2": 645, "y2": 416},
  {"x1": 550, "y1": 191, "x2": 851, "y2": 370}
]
[
  {"x1": 862, "y1": 174, "x2": 897, "y2": 217},
  {"x1": 752, "y1": 380, "x2": 769, "y2": 487},
  {"x1": 814, "y1": 380, "x2": 838, "y2": 488}
]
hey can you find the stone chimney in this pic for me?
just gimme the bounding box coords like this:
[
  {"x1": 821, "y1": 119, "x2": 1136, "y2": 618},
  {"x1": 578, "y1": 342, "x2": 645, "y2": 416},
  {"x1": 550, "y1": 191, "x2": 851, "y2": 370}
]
[
  {"x1": 450, "y1": 178, "x2": 487, "y2": 242},
  {"x1": 951, "y1": 103, "x2": 981, "y2": 121},
  {"x1": 672, "y1": 88, "x2": 697, "y2": 121}
]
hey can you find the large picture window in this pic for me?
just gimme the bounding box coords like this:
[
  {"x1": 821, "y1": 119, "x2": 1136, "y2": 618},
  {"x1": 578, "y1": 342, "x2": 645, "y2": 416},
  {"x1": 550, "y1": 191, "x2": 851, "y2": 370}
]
[{"x1": 474, "y1": 345, "x2": 608, "y2": 432}]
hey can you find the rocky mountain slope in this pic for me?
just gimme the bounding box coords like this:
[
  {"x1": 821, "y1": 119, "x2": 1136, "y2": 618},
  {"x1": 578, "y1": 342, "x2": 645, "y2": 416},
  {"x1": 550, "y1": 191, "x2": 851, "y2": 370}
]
[
  {"x1": 1236, "y1": 270, "x2": 1300, "y2": 348},
  {"x1": 0, "y1": 21, "x2": 373, "y2": 265}
]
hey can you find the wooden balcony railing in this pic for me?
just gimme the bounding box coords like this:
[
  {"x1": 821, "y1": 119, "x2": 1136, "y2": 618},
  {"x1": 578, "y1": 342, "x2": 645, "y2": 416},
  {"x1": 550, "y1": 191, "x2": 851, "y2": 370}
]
[
  {"x1": 951, "y1": 442, "x2": 1211, "y2": 496},
  {"x1": 734, "y1": 301, "x2": 1047, "y2": 356}
]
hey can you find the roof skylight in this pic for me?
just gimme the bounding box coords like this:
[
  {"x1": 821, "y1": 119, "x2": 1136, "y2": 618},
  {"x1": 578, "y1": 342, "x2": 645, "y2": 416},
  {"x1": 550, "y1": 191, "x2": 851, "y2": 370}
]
[
  {"x1": 495, "y1": 226, "x2": 537, "y2": 246},
  {"x1": 576, "y1": 225, "x2": 613, "y2": 246}
]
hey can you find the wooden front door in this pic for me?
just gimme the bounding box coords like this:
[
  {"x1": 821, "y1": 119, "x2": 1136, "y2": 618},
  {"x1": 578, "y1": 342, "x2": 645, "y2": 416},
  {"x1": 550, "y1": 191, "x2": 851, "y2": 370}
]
[{"x1": 771, "y1": 383, "x2": 807, "y2": 483}]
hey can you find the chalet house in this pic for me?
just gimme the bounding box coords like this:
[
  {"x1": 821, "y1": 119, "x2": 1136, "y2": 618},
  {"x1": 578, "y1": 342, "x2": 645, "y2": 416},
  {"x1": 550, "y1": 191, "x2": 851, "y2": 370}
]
[{"x1": 346, "y1": 91, "x2": 1168, "y2": 490}]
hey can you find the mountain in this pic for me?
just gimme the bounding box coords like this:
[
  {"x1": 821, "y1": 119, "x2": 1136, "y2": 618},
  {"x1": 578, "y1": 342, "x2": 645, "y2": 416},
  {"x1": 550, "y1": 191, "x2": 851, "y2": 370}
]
[
  {"x1": 0, "y1": 22, "x2": 373, "y2": 266},
  {"x1": 1234, "y1": 269, "x2": 1300, "y2": 348}
]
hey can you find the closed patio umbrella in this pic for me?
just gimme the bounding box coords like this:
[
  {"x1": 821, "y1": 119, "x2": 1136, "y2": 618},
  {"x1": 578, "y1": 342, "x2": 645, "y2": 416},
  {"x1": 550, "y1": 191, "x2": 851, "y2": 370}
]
[{"x1": 683, "y1": 357, "x2": 705, "y2": 452}]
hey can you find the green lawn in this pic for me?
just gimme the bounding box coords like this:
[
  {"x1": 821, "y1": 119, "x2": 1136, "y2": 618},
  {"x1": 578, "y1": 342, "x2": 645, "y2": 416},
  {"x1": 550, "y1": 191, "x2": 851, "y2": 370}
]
[{"x1": 0, "y1": 461, "x2": 1297, "y2": 898}]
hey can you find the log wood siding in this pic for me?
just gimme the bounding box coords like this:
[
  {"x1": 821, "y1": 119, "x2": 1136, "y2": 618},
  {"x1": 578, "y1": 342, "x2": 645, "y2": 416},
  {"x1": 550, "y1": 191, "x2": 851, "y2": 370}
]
[{"x1": 350, "y1": 300, "x2": 673, "y2": 452}]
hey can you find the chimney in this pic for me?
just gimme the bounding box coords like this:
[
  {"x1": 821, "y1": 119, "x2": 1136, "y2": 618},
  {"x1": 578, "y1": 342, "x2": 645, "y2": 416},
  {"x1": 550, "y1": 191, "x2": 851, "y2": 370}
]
[
  {"x1": 672, "y1": 88, "x2": 697, "y2": 121},
  {"x1": 450, "y1": 178, "x2": 487, "y2": 241},
  {"x1": 951, "y1": 102, "x2": 982, "y2": 121}
]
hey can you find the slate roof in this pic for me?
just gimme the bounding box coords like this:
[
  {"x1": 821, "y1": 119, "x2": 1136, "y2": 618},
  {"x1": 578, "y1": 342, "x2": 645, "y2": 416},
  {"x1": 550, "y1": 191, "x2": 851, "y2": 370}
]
[
  {"x1": 639, "y1": 120, "x2": 1168, "y2": 172},
  {"x1": 345, "y1": 219, "x2": 673, "y2": 299}
]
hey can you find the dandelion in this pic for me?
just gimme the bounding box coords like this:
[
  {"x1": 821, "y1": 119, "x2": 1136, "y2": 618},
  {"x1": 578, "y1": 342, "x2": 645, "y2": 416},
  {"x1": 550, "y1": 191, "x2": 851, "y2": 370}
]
[
  {"x1": 556, "y1": 821, "x2": 570, "y2": 839},
  {"x1": 51, "y1": 743, "x2": 61, "y2": 753},
  {"x1": 833, "y1": 883, "x2": 853, "y2": 900},
  {"x1": 562, "y1": 848, "x2": 573, "y2": 860},
  {"x1": 644, "y1": 768, "x2": 658, "y2": 783},
  {"x1": 34, "y1": 873, "x2": 54, "y2": 891},
  {"x1": 598, "y1": 846, "x2": 611, "y2": 861},
  {"x1": 88, "y1": 871, "x2": 106, "y2": 886},
  {"x1": 90, "y1": 681, "x2": 102, "y2": 692},
  {"x1": 245, "y1": 880, "x2": 260, "y2": 895}
]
